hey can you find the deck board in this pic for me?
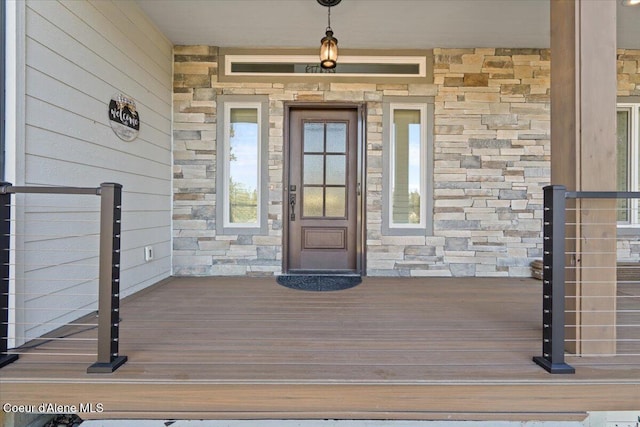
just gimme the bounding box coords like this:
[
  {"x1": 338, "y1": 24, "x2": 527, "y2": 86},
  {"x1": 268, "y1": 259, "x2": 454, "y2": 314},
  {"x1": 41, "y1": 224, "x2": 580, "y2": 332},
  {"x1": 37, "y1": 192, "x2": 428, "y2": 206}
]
[{"x1": 1, "y1": 276, "x2": 639, "y2": 420}]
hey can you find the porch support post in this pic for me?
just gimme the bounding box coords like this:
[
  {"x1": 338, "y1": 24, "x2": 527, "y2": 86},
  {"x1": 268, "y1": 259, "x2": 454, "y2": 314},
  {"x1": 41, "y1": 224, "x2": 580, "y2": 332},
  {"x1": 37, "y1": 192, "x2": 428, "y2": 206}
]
[
  {"x1": 87, "y1": 183, "x2": 127, "y2": 373},
  {"x1": 550, "y1": 0, "x2": 618, "y2": 355}
]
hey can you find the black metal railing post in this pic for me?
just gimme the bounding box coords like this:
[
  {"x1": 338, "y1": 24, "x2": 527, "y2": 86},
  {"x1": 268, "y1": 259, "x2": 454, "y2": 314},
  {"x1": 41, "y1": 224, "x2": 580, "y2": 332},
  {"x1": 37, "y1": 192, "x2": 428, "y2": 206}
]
[
  {"x1": 0, "y1": 182, "x2": 18, "y2": 368},
  {"x1": 533, "y1": 185, "x2": 575, "y2": 374},
  {"x1": 87, "y1": 182, "x2": 127, "y2": 373}
]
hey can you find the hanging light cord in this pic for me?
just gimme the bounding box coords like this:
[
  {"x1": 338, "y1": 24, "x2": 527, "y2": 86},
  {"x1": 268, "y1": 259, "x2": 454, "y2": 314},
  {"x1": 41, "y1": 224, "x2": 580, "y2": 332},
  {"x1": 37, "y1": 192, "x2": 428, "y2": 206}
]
[{"x1": 326, "y1": 6, "x2": 332, "y2": 32}]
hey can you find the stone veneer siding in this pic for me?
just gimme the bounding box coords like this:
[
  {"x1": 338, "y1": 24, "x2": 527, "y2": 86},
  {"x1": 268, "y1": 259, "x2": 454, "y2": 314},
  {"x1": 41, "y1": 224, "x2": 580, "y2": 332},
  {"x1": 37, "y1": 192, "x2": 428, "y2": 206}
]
[
  {"x1": 618, "y1": 49, "x2": 640, "y2": 96},
  {"x1": 172, "y1": 47, "x2": 640, "y2": 277}
]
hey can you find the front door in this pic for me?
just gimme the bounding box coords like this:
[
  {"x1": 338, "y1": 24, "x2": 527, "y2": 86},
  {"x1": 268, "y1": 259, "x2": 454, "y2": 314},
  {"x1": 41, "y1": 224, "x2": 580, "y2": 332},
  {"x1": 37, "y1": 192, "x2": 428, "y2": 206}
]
[{"x1": 286, "y1": 107, "x2": 361, "y2": 273}]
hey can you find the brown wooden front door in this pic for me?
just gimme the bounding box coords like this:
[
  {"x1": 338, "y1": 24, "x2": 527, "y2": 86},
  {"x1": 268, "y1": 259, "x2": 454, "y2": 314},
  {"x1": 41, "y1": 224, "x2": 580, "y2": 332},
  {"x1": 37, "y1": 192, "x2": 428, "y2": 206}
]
[{"x1": 286, "y1": 107, "x2": 361, "y2": 274}]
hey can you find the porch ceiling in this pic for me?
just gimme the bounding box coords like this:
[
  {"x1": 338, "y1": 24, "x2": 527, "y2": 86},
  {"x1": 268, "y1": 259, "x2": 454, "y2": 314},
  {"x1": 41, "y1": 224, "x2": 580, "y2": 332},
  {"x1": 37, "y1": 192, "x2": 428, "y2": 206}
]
[{"x1": 134, "y1": 0, "x2": 640, "y2": 49}]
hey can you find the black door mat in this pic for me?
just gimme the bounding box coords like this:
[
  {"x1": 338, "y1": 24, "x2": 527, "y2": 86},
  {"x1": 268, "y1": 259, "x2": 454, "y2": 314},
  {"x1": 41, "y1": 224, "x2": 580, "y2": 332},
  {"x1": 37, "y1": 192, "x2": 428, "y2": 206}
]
[{"x1": 276, "y1": 275, "x2": 362, "y2": 291}]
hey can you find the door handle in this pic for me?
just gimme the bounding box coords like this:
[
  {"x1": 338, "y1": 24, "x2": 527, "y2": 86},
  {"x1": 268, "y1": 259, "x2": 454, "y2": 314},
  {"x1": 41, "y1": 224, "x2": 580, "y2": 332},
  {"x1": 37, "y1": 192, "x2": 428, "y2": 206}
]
[{"x1": 289, "y1": 193, "x2": 296, "y2": 221}]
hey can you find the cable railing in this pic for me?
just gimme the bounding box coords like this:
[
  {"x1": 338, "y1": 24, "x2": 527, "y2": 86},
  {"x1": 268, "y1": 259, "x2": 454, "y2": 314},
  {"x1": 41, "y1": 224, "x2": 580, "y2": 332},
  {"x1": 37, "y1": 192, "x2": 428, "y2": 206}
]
[
  {"x1": 534, "y1": 185, "x2": 640, "y2": 373},
  {"x1": 0, "y1": 182, "x2": 127, "y2": 373}
]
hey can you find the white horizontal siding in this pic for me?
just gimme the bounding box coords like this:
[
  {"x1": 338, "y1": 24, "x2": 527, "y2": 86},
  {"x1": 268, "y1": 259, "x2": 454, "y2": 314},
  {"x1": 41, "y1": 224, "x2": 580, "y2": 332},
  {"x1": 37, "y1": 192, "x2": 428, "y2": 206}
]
[
  {"x1": 27, "y1": 1, "x2": 171, "y2": 109},
  {"x1": 16, "y1": 0, "x2": 173, "y2": 343}
]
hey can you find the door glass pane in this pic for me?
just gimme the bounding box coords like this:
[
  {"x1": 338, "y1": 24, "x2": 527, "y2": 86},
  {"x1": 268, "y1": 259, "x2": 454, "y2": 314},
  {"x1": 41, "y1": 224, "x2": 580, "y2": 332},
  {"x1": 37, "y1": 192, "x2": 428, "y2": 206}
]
[
  {"x1": 325, "y1": 187, "x2": 346, "y2": 217},
  {"x1": 325, "y1": 155, "x2": 346, "y2": 185},
  {"x1": 304, "y1": 155, "x2": 324, "y2": 185},
  {"x1": 392, "y1": 109, "x2": 422, "y2": 225},
  {"x1": 326, "y1": 123, "x2": 347, "y2": 153},
  {"x1": 304, "y1": 122, "x2": 324, "y2": 152},
  {"x1": 303, "y1": 187, "x2": 323, "y2": 217},
  {"x1": 228, "y1": 108, "x2": 259, "y2": 225},
  {"x1": 617, "y1": 110, "x2": 629, "y2": 222}
]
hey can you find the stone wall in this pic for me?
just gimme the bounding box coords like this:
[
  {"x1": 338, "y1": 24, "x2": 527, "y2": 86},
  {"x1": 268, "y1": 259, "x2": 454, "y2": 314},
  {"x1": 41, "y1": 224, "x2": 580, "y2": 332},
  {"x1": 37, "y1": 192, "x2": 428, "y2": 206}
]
[
  {"x1": 416, "y1": 48, "x2": 550, "y2": 277},
  {"x1": 172, "y1": 46, "x2": 640, "y2": 277},
  {"x1": 618, "y1": 49, "x2": 640, "y2": 96}
]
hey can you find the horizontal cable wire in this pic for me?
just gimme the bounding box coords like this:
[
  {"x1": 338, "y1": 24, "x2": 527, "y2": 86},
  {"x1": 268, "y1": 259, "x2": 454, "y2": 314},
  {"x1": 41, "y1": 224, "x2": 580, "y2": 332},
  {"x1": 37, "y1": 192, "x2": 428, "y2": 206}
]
[
  {"x1": 7, "y1": 336, "x2": 97, "y2": 342},
  {"x1": 566, "y1": 208, "x2": 640, "y2": 211},
  {"x1": 565, "y1": 237, "x2": 628, "y2": 240},
  {"x1": 564, "y1": 324, "x2": 640, "y2": 328},
  {"x1": 2, "y1": 307, "x2": 97, "y2": 312},
  {"x1": 566, "y1": 310, "x2": 640, "y2": 313},
  {"x1": 2, "y1": 233, "x2": 101, "y2": 238},
  {"x1": 3, "y1": 249, "x2": 99, "y2": 253},
  {"x1": 565, "y1": 222, "x2": 636, "y2": 226},
  {"x1": 2, "y1": 204, "x2": 99, "y2": 210},
  {"x1": 566, "y1": 280, "x2": 640, "y2": 284},
  {"x1": 571, "y1": 353, "x2": 640, "y2": 357},
  {"x1": 565, "y1": 338, "x2": 640, "y2": 344},
  {"x1": 564, "y1": 295, "x2": 640, "y2": 298},
  {"x1": 5, "y1": 351, "x2": 96, "y2": 356},
  {"x1": 565, "y1": 251, "x2": 624, "y2": 255},
  {"x1": 3, "y1": 264, "x2": 99, "y2": 269},
  {"x1": 2, "y1": 293, "x2": 98, "y2": 297},
  {"x1": 1, "y1": 322, "x2": 97, "y2": 327},
  {"x1": 3, "y1": 278, "x2": 99, "y2": 282},
  {"x1": 4, "y1": 219, "x2": 100, "y2": 223}
]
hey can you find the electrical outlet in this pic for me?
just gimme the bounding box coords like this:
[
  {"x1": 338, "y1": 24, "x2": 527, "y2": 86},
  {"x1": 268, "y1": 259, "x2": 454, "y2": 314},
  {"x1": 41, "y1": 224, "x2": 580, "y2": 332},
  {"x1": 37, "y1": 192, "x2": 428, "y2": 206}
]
[{"x1": 144, "y1": 246, "x2": 154, "y2": 262}]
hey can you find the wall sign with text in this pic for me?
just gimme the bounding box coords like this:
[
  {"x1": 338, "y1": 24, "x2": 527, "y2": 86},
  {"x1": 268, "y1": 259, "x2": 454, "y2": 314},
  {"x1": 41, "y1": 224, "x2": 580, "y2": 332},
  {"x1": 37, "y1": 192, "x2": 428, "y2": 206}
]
[{"x1": 108, "y1": 94, "x2": 140, "y2": 142}]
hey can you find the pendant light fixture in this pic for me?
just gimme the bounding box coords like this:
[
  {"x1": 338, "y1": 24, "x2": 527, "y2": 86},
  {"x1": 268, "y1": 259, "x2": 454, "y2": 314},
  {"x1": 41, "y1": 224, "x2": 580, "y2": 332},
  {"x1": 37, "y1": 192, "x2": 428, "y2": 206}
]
[{"x1": 318, "y1": 0, "x2": 341, "y2": 70}]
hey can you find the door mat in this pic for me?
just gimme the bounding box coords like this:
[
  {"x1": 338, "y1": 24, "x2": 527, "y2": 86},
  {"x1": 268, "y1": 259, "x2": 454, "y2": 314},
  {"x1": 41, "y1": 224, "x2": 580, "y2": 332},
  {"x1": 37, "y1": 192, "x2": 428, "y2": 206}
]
[{"x1": 276, "y1": 275, "x2": 362, "y2": 292}]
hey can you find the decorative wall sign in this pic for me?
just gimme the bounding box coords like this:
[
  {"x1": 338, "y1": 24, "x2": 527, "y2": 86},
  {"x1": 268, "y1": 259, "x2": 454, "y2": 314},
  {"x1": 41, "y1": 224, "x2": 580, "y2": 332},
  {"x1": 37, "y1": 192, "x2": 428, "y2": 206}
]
[{"x1": 108, "y1": 94, "x2": 140, "y2": 141}]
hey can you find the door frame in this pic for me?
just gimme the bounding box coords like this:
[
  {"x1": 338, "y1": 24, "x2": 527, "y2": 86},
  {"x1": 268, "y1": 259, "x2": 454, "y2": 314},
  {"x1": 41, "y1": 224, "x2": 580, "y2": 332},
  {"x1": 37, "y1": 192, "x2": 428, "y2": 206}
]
[{"x1": 282, "y1": 102, "x2": 366, "y2": 275}]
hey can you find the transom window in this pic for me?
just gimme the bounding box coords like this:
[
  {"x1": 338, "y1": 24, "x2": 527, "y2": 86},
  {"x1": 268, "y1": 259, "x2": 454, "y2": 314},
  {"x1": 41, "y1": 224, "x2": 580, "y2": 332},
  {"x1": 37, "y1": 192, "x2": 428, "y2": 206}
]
[
  {"x1": 224, "y1": 54, "x2": 428, "y2": 78},
  {"x1": 218, "y1": 49, "x2": 434, "y2": 84}
]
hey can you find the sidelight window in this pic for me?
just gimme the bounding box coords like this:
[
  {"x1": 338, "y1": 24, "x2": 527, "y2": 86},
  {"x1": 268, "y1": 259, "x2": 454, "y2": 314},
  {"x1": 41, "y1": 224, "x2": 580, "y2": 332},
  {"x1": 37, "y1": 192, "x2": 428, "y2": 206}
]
[
  {"x1": 226, "y1": 106, "x2": 259, "y2": 226},
  {"x1": 382, "y1": 98, "x2": 433, "y2": 235},
  {"x1": 617, "y1": 102, "x2": 640, "y2": 226},
  {"x1": 216, "y1": 96, "x2": 269, "y2": 234}
]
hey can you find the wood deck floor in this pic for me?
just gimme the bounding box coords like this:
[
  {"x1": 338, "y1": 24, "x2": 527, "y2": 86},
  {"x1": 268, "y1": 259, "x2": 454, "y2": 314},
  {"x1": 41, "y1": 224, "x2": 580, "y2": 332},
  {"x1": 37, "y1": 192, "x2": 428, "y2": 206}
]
[{"x1": 1, "y1": 276, "x2": 639, "y2": 421}]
